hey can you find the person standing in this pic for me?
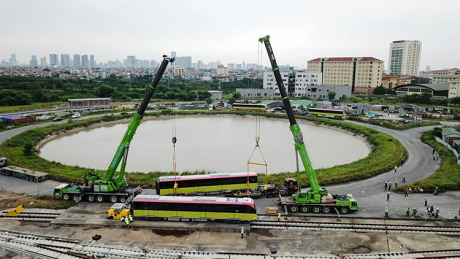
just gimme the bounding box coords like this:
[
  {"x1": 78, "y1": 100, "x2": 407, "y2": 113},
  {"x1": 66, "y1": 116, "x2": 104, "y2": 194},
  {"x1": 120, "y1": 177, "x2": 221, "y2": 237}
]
[
  {"x1": 395, "y1": 179, "x2": 398, "y2": 188},
  {"x1": 395, "y1": 165, "x2": 397, "y2": 172},
  {"x1": 405, "y1": 188, "x2": 409, "y2": 197},
  {"x1": 424, "y1": 197, "x2": 428, "y2": 207},
  {"x1": 389, "y1": 182, "x2": 392, "y2": 191},
  {"x1": 384, "y1": 181, "x2": 388, "y2": 191},
  {"x1": 430, "y1": 205, "x2": 434, "y2": 216},
  {"x1": 435, "y1": 208, "x2": 440, "y2": 218},
  {"x1": 387, "y1": 192, "x2": 391, "y2": 201},
  {"x1": 402, "y1": 175, "x2": 406, "y2": 183},
  {"x1": 120, "y1": 216, "x2": 125, "y2": 222},
  {"x1": 406, "y1": 206, "x2": 411, "y2": 217},
  {"x1": 125, "y1": 217, "x2": 130, "y2": 230},
  {"x1": 278, "y1": 212, "x2": 281, "y2": 222},
  {"x1": 401, "y1": 159, "x2": 404, "y2": 166},
  {"x1": 385, "y1": 207, "x2": 389, "y2": 217},
  {"x1": 240, "y1": 227, "x2": 245, "y2": 238},
  {"x1": 129, "y1": 214, "x2": 133, "y2": 222}
]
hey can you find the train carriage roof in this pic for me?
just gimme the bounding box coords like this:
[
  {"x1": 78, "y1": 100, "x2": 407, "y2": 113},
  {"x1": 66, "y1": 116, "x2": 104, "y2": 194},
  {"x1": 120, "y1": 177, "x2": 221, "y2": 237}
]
[{"x1": 158, "y1": 172, "x2": 257, "y2": 181}]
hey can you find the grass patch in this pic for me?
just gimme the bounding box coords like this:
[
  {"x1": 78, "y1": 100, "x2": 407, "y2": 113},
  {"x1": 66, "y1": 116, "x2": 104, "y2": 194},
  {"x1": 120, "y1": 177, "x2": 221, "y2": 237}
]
[
  {"x1": 0, "y1": 111, "x2": 406, "y2": 189},
  {"x1": 396, "y1": 128, "x2": 460, "y2": 193}
]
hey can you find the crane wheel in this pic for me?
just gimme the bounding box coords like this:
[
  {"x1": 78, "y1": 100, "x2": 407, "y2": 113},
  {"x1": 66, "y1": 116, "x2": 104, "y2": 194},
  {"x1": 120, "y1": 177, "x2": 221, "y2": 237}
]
[
  {"x1": 119, "y1": 197, "x2": 127, "y2": 203},
  {"x1": 110, "y1": 196, "x2": 118, "y2": 203},
  {"x1": 301, "y1": 206, "x2": 309, "y2": 213},
  {"x1": 96, "y1": 196, "x2": 104, "y2": 203},
  {"x1": 72, "y1": 196, "x2": 79, "y2": 202},
  {"x1": 313, "y1": 207, "x2": 321, "y2": 213},
  {"x1": 289, "y1": 206, "x2": 298, "y2": 213},
  {"x1": 322, "y1": 207, "x2": 331, "y2": 213},
  {"x1": 87, "y1": 195, "x2": 95, "y2": 202},
  {"x1": 63, "y1": 194, "x2": 70, "y2": 201},
  {"x1": 340, "y1": 207, "x2": 349, "y2": 214}
]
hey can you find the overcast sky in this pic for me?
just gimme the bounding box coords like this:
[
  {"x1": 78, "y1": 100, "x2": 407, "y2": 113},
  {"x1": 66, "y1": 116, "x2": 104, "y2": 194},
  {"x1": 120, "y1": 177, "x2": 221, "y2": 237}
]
[{"x1": 1, "y1": 0, "x2": 459, "y2": 71}]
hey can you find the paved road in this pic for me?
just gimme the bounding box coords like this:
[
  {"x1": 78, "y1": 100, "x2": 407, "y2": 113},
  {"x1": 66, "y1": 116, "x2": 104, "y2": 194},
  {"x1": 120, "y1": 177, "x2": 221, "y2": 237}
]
[{"x1": 1, "y1": 117, "x2": 459, "y2": 218}]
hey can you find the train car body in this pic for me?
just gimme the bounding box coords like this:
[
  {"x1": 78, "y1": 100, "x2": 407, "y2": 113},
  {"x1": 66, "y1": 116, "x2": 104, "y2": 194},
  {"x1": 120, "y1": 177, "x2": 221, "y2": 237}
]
[
  {"x1": 156, "y1": 172, "x2": 258, "y2": 195},
  {"x1": 307, "y1": 108, "x2": 345, "y2": 120},
  {"x1": 232, "y1": 103, "x2": 267, "y2": 112},
  {"x1": 132, "y1": 195, "x2": 257, "y2": 221}
]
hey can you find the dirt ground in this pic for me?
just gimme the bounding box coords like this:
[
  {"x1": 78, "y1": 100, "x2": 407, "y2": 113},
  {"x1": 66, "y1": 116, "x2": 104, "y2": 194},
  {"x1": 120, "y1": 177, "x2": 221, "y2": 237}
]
[{"x1": 0, "y1": 189, "x2": 70, "y2": 211}]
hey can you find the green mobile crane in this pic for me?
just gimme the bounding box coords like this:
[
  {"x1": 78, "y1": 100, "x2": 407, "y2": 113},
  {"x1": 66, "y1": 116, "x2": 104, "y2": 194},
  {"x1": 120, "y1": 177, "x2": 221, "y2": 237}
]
[
  {"x1": 259, "y1": 36, "x2": 358, "y2": 214},
  {"x1": 54, "y1": 55, "x2": 175, "y2": 203}
]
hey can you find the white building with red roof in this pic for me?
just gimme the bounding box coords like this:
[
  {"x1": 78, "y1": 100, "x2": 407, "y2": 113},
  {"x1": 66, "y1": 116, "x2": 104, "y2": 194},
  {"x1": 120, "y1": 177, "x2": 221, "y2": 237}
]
[{"x1": 307, "y1": 57, "x2": 383, "y2": 94}]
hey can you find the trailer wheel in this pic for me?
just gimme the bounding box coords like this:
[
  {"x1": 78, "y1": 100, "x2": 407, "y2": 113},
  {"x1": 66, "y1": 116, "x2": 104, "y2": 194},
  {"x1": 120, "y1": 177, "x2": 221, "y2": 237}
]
[
  {"x1": 63, "y1": 194, "x2": 70, "y2": 201},
  {"x1": 110, "y1": 196, "x2": 118, "y2": 203},
  {"x1": 25, "y1": 176, "x2": 29, "y2": 181},
  {"x1": 322, "y1": 207, "x2": 331, "y2": 214},
  {"x1": 313, "y1": 207, "x2": 321, "y2": 213},
  {"x1": 119, "y1": 197, "x2": 127, "y2": 203},
  {"x1": 267, "y1": 192, "x2": 273, "y2": 198},
  {"x1": 87, "y1": 195, "x2": 95, "y2": 202},
  {"x1": 340, "y1": 207, "x2": 349, "y2": 214},
  {"x1": 300, "y1": 206, "x2": 309, "y2": 213},
  {"x1": 289, "y1": 206, "x2": 298, "y2": 213},
  {"x1": 96, "y1": 196, "x2": 104, "y2": 203}
]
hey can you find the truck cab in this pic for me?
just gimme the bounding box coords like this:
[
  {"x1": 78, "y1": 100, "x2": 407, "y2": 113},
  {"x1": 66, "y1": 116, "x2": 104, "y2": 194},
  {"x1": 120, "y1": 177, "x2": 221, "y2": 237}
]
[{"x1": 0, "y1": 157, "x2": 7, "y2": 167}]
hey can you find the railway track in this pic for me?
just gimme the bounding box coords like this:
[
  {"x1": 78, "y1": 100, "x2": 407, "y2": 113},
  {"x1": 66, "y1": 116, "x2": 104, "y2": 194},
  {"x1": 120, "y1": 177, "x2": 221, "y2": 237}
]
[
  {"x1": 2, "y1": 229, "x2": 460, "y2": 259},
  {"x1": 251, "y1": 220, "x2": 460, "y2": 235}
]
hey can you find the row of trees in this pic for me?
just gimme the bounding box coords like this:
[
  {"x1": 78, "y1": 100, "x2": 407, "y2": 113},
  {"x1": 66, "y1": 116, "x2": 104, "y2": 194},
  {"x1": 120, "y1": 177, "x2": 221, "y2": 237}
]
[{"x1": 0, "y1": 74, "x2": 263, "y2": 106}]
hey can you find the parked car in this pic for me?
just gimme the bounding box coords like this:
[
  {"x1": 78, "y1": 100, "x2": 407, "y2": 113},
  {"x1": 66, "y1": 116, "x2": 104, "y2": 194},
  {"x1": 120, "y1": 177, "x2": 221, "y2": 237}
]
[
  {"x1": 53, "y1": 117, "x2": 63, "y2": 122},
  {"x1": 71, "y1": 113, "x2": 81, "y2": 119}
]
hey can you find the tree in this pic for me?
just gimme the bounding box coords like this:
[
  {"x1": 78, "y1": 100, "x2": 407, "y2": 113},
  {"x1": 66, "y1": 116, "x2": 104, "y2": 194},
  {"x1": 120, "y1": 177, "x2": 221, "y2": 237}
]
[
  {"x1": 373, "y1": 86, "x2": 396, "y2": 95},
  {"x1": 228, "y1": 97, "x2": 236, "y2": 103},
  {"x1": 23, "y1": 142, "x2": 34, "y2": 156},
  {"x1": 98, "y1": 84, "x2": 116, "y2": 97},
  {"x1": 328, "y1": 91, "x2": 337, "y2": 101},
  {"x1": 233, "y1": 92, "x2": 242, "y2": 100}
]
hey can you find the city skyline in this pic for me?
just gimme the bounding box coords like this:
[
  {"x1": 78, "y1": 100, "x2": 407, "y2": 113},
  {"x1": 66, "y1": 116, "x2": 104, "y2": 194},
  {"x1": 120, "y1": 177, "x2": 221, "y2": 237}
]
[{"x1": 1, "y1": 0, "x2": 459, "y2": 71}]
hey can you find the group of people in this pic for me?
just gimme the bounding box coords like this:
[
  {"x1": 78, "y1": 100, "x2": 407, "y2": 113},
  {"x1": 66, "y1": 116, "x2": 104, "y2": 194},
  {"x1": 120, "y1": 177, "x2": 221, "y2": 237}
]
[
  {"x1": 384, "y1": 179, "x2": 400, "y2": 191},
  {"x1": 404, "y1": 186, "x2": 424, "y2": 197},
  {"x1": 121, "y1": 214, "x2": 134, "y2": 229},
  {"x1": 403, "y1": 198, "x2": 440, "y2": 218}
]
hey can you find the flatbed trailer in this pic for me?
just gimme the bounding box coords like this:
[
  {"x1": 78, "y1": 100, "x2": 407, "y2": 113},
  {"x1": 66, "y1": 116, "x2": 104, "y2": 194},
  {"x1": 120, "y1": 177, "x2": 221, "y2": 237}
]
[
  {"x1": 53, "y1": 183, "x2": 141, "y2": 203},
  {"x1": 279, "y1": 193, "x2": 358, "y2": 214},
  {"x1": 0, "y1": 166, "x2": 48, "y2": 182}
]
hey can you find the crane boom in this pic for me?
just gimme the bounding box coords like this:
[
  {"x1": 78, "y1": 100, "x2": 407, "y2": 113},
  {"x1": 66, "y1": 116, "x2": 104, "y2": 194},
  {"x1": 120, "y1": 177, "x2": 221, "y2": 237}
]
[
  {"x1": 258, "y1": 36, "x2": 327, "y2": 200},
  {"x1": 94, "y1": 55, "x2": 174, "y2": 191}
]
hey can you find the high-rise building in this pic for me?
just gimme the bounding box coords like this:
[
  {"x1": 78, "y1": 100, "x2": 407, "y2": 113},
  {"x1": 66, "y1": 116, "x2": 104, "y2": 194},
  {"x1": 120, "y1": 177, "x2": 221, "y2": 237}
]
[
  {"x1": 49, "y1": 54, "x2": 59, "y2": 66},
  {"x1": 307, "y1": 57, "x2": 383, "y2": 94},
  {"x1": 127, "y1": 56, "x2": 136, "y2": 68},
  {"x1": 73, "y1": 54, "x2": 81, "y2": 67},
  {"x1": 30, "y1": 55, "x2": 38, "y2": 67},
  {"x1": 60, "y1": 54, "x2": 70, "y2": 67},
  {"x1": 426, "y1": 65, "x2": 430, "y2": 72},
  {"x1": 90, "y1": 55, "x2": 95, "y2": 68},
  {"x1": 81, "y1": 55, "x2": 89, "y2": 68},
  {"x1": 388, "y1": 40, "x2": 422, "y2": 76},
  {"x1": 40, "y1": 57, "x2": 47, "y2": 67},
  {"x1": 9, "y1": 54, "x2": 17, "y2": 66},
  {"x1": 175, "y1": 56, "x2": 192, "y2": 68}
]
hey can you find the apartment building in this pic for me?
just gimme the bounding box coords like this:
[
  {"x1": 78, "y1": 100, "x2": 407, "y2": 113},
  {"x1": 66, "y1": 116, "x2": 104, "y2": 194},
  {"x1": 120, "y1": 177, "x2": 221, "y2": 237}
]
[
  {"x1": 427, "y1": 68, "x2": 460, "y2": 83},
  {"x1": 388, "y1": 40, "x2": 422, "y2": 76},
  {"x1": 307, "y1": 57, "x2": 383, "y2": 94},
  {"x1": 448, "y1": 80, "x2": 460, "y2": 98},
  {"x1": 263, "y1": 71, "x2": 290, "y2": 92},
  {"x1": 293, "y1": 71, "x2": 322, "y2": 97}
]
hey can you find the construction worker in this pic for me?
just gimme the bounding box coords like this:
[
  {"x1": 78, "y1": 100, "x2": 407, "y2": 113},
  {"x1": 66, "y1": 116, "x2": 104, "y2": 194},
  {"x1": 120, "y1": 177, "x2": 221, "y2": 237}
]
[
  {"x1": 120, "y1": 216, "x2": 125, "y2": 222},
  {"x1": 240, "y1": 227, "x2": 245, "y2": 238},
  {"x1": 129, "y1": 214, "x2": 133, "y2": 222},
  {"x1": 278, "y1": 212, "x2": 281, "y2": 222},
  {"x1": 385, "y1": 207, "x2": 389, "y2": 217},
  {"x1": 412, "y1": 208, "x2": 417, "y2": 218},
  {"x1": 405, "y1": 206, "x2": 411, "y2": 217},
  {"x1": 394, "y1": 165, "x2": 397, "y2": 172},
  {"x1": 125, "y1": 216, "x2": 130, "y2": 230},
  {"x1": 395, "y1": 179, "x2": 398, "y2": 188}
]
